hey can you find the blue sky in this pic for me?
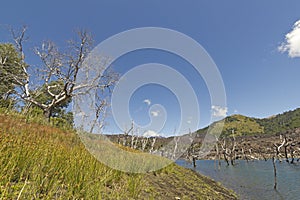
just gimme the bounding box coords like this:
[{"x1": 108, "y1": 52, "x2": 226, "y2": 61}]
[{"x1": 1, "y1": 1, "x2": 300, "y2": 136}]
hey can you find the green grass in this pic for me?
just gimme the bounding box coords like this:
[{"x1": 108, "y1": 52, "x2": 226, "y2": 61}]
[
  {"x1": 196, "y1": 107, "x2": 300, "y2": 137},
  {"x1": 0, "y1": 113, "x2": 237, "y2": 199}
]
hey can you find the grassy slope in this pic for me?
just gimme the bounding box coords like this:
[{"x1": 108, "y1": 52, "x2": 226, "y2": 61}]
[
  {"x1": 257, "y1": 108, "x2": 300, "y2": 134},
  {"x1": 195, "y1": 108, "x2": 300, "y2": 137},
  {"x1": 0, "y1": 114, "x2": 236, "y2": 199}
]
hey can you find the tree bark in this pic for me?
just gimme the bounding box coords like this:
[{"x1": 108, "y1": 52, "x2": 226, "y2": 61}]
[
  {"x1": 43, "y1": 108, "x2": 52, "y2": 122},
  {"x1": 272, "y1": 157, "x2": 277, "y2": 190},
  {"x1": 192, "y1": 156, "x2": 197, "y2": 168}
]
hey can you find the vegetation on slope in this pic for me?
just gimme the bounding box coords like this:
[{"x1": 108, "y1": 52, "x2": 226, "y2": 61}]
[
  {"x1": 220, "y1": 114, "x2": 264, "y2": 136},
  {"x1": 195, "y1": 108, "x2": 300, "y2": 137},
  {"x1": 256, "y1": 108, "x2": 300, "y2": 134},
  {"x1": 0, "y1": 113, "x2": 236, "y2": 199}
]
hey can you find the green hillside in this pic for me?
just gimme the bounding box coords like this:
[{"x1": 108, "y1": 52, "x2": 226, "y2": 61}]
[
  {"x1": 256, "y1": 108, "x2": 300, "y2": 134},
  {"x1": 0, "y1": 113, "x2": 236, "y2": 199},
  {"x1": 222, "y1": 114, "x2": 264, "y2": 136},
  {"x1": 197, "y1": 108, "x2": 300, "y2": 137}
]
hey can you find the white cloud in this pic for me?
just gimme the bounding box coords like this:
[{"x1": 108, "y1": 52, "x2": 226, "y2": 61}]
[
  {"x1": 143, "y1": 130, "x2": 160, "y2": 137},
  {"x1": 211, "y1": 105, "x2": 228, "y2": 118},
  {"x1": 187, "y1": 116, "x2": 192, "y2": 124},
  {"x1": 278, "y1": 19, "x2": 300, "y2": 58},
  {"x1": 143, "y1": 99, "x2": 151, "y2": 106},
  {"x1": 151, "y1": 110, "x2": 159, "y2": 117}
]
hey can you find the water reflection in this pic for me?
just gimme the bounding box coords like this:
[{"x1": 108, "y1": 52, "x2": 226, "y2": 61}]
[{"x1": 176, "y1": 160, "x2": 300, "y2": 200}]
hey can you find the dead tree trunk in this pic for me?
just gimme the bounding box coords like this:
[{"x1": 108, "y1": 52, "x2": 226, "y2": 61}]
[
  {"x1": 221, "y1": 138, "x2": 229, "y2": 166},
  {"x1": 274, "y1": 134, "x2": 286, "y2": 162},
  {"x1": 272, "y1": 157, "x2": 277, "y2": 190},
  {"x1": 290, "y1": 146, "x2": 295, "y2": 164},
  {"x1": 223, "y1": 152, "x2": 229, "y2": 166},
  {"x1": 172, "y1": 137, "x2": 180, "y2": 160},
  {"x1": 283, "y1": 135, "x2": 289, "y2": 163},
  {"x1": 192, "y1": 156, "x2": 197, "y2": 168},
  {"x1": 123, "y1": 121, "x2": 134, "y2": 147},
  {"x1": 149, "y1": 137, "x2": 156, "y2": 153},
  {"x1": 215, "y1": 140, "x2": 221, "y2": 169},
  {"x1": 231, "y1": 133, "x2": 237, "y2": 165},
  {"x1": 133, "y1": 130, "x2": 139, "y2": 150},
  {"x1": 242, "y1": 147, "x2": 249, "y2": 162},
  {"x1": 284, "y1": 144, "x2": 289, "y2": 163},
  {"x1": 141, "y1": 137, "x2": 148, "y2": 151},
  {"x1": 43, "y1": 108, "x2": 53, "y2": 122}
]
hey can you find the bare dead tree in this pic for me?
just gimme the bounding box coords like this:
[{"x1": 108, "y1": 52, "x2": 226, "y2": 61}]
[
  {"x1": 241, "y1": 147, "x2": 248, "y2": 162},
  {"x1": 272, "y1": 156, "x2": 277, "y2": 190},
  {"x1": 130, "y1": 129, "x2": 136, "y2": 149},
  {"x1": 89, "y1": 94, "x2": 109, "y2": 133},
  {"x1": 141, "y1": 137, "x2": 148, "y2": 151},
  {"x1": 149, "y1": 137, "x2": 157, "y2": 153},
  {"x1": 290, "y1": 145, "x2": 295, "y2": 164},
  {"x1": 9, "y1": 27, "x2": 117, "y2": 121},
  {"x1": 220, "y1": 138, "x2": 229, "y2": 166},
  {"x1": 129, "y1": 125, "x2": 141, "y2": 150},
  {"x1": 123, "y1": 120, "x2": 134, "y2": 146},
  {"x1": 172, "y1": 136, "x2": 180, "y2": 160},
  {"x1": 230, "y1": 132, "x2": 237, "y2": 165},
  {"x1": 214, "y1": 135, "x2": 221, "y2": 169},
  {"x1": 282, "y1": 135, "x2": 290, "y2": 163},
  {"x1": 133, "y1": 128, "x2": 140, "y2": 149},
  {"x1": 271, "y1": 134, "x2": 291, "y2": 190},
  {"x1": 274, "y1": 134, "x2": 286, "y2": 162}
]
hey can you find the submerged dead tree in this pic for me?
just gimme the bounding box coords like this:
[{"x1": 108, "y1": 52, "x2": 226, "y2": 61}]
[
  {"x1": 272, "y1": 156, "x2": 277, "y2": 190},
  {"x1": 214, "y1": 136, "x2": 221, "y2": 169},
  {"x1": 220, "y1": 138, "x2": 230, "y2": 166}
]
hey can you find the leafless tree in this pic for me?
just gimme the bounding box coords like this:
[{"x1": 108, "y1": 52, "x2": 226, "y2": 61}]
[
  {"x1": 133, "y1": 128, "x2": 140, "y2": 149},
  {"x1": 149, "y1": 137, "x2": 157, "y2": 153},
  {"x1": 214, "y1": 136, "x2": 221, "y2": 169},
  {"x1": 272, "y1": 156, "x2": 277, "y2": 190},
  {"x1": 220, "y1": 138, "x2": 230, "y2": 166},
  {"x1": 274, "y1": 134, "x2": 287, "y2": 162},
  {"x1": 141, "y1": 137, "x2": 148, "y2": 151},
  {"x1": 172, "y1": 136, "x2": 180, "y2": 160},
  {"x1": 10, "y1": 26, "x2": 117, "y2": 121},
  {"x1": 123, "y1": 120, "x2": 134, "y2": 146}
]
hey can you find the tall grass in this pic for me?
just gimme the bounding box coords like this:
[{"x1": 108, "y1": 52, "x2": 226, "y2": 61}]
[
  {"x1": 0, "y1": 114, "x2": 145, "y2": 199},
  {"x1": 0, "y1": 112, "x2": 237, "y2": 199}
]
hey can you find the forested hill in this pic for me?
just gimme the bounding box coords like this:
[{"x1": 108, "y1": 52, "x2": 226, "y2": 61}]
[
  {"x1": 196, "y1": 108, "x2": 300, "y2": 137},
  {"x1": 257, "y1": 108, "x2": 300, "y2": 135}
]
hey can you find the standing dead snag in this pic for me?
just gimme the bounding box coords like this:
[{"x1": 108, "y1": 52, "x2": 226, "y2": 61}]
[
  {"x1": 282, "y1": 135, "x2": 290, "y2": 163},
  {"x1": 290, "y1": 145, "x2": 295, "y2": 164},
  {"x1": 230, "y1": 133, "x2": 237, "y2": 165},
  {"x1": 273, "y1": 134, "x2": 287, "y2": 162},
  {"x1": 172, "y1": 136, "x2": 180, "y2": 160},
  {"x1": 149, "y1": 137, "x2": 157, "y2": 153},
  {"x1": 272, "y1": 156, "x2": 277, "y2": 190},
  {"x1": 141, "y1": 137, "x2": 148, "y2": 151},
  {"x1": 123, "y1": 120, "x2": 134, "y2": 146},
  {"x1": 191, "y1": 156, "x2": 197, "y2": 168},
  {"x1": 10, "y1": 27, "x2": 117, "y2": 121},
  {"x1": 220, "y1": 138, "x2": 230, "y2": 166},
  {"x1": 214, "y1": 136, "x2": 221, "y2": 169}
]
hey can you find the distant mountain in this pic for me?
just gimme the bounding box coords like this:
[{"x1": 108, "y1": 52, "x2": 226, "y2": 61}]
[
  {"x1": 195, "y1": 108, "x2": 300, "y2": 137},
  {"x1": 257, "y1": 108, "x2": 300, "y2": 134}
]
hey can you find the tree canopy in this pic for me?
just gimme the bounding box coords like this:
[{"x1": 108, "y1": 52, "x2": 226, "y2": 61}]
[
  {"x1": 0, "y1": 27, "x2": 117, "y2": 130},
  {"x1": 0, "y1": 43, "x2": 26, "y2": 104}
]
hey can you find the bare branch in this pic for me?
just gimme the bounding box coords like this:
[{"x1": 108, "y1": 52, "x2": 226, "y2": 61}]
[{"x1": 8, "y1": 28, "x2": 118, "y2": 121}]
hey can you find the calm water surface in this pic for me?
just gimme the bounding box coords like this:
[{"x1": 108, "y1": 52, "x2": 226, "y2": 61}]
[{"x1": 176, "y1": 160, "x2": 300, "y2": 200}]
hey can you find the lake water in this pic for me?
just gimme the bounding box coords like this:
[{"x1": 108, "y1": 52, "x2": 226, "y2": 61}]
[{"x1": 176, "y1": 160, "x2": 300, "y2": 200}]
